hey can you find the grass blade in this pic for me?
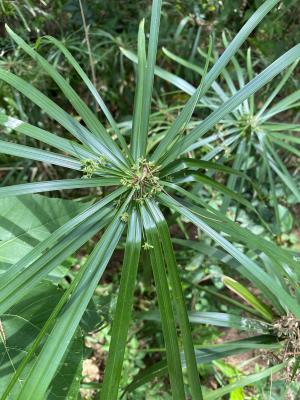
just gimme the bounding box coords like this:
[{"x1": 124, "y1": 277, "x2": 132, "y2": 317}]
[
  {"x1": 141, "y1": 0, "x2": 162, "y2": 156},
  {"x1": 123, "y1": 336, "x2": 280, "y2": 396},
  {"x1": 222, "y1": 276, "x2": 273, "y2": 322},
  {"x1": 205, "y1": 363, "x2": 285, "y2": 400},
  {"x1": 0, "y1": 114, "x2": 96, "y2": 160}
]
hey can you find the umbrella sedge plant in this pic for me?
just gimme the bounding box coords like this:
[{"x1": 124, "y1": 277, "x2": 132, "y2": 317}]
[
  {"x1": 0, "y1": 0, "x2": 299, "y2": 398},
  {"x1": 122, "y1": 30, "x2": 300, "y2": 237}
]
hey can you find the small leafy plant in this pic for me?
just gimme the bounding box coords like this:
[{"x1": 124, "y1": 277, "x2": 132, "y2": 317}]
[{"x1": 0, "y1": 0, "x2": 300, "y2": 398}]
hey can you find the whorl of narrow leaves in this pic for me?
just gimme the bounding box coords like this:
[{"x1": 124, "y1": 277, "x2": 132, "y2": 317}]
[{"x1": 0, "y1": 0, "x2": 299, "y2": 399}]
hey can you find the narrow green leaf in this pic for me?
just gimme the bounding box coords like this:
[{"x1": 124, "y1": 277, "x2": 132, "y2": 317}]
[
  {"x1": 120, "y1": 47, "x2": 195, "y2": 95},
  {"x1": 101, "y1": 208, "x2": 142, "y2": 400},
  {"x1": 161, "y1": 46, "x2": 228, "y2": 103},
  {"x1": 6, "y1": 26, "x2": 128, "y2": 167},
  {"x1": 0, "y1": 140, "x2": 81, "y2": 170},
  {"x1": 163, "y1": 43, "x2": 300, "y2": 164},
  {"x1": 131, "y1": 19, "x2": 147, "y2": 159},
  {"x1": 205, "y1": 363, "x2": 285, "y2": 400},
  {"x1": 152, "y1": 37, "x2": 212, "y2": 162},
  {"x1": 0, "y1": 178, "x2": 119, "y2": 197},
  {"x1": 123, "y1": 335, "x2": 281, "y2": 396},
  {"x1": 256, "y1": 61, "x2": 298, "y2": 118},
  {"x1": 140, "y1": 205, "x2": 185, "y2": 399},
  {"x1": 43, "y1": 35, "x2": 131, "y2": 159},
  {"x1": 0, "y1": 114, "x2": 96, "y2": 160},
  {"x1": 146, "y1": 199, "x2": 203, "y2": 399},
  {"x1": 159, "y1": 193, "x2": 300, "y2": 318},
  {"x1": 223, "y1": 276, "x2": 273, "y2": 322},
  {"x1": 15, "y1": 194, "x2": 133, "y2": 399},
  {"x1": 140, "y1": 0, "x2": 162, "y2": 157},
  {"x1": 0, "y1": 69, "x2": 123, "y2": 168},
  {"x1": 141, "y1": 309, "x2": 271, "y2": 333}
]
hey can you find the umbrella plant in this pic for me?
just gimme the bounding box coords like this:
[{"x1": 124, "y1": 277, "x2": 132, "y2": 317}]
[
  {"x1": 122, "y1": 30, "x2": 300, "y2": 237},
  {"x1": 0, "y1": 0, "x2": 300, "y2": 398}
]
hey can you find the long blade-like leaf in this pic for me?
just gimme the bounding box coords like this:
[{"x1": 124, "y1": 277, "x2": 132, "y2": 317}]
[
  {"x1": 101, "y1": 208, "x2": 141, "y2": 400},
  {"x1": 0, "y1": 114, "x2": 96, "y2": 160},
  {"x1": 15, "y1": 194, "x2": 133, "y2": 399},
  {"x1": 140, "y1": 205, "x2": 185, "y2": 399},
  {"x1": 0, "y1": 140, "x2": 80, "y2": 170},
  {"x1": 159, "y1": 192, "x2": 300, "y2": 318},
  {"x1": 123, "y1": 335, "x2": 281, "y2": 396},
  {"x1": 141, "y1": 0, "x2": 162, "y2": 156},
  {"x1": 0, "y1": 69, "x2": 124, "y2": 168},
  {"x1": 146, "y1": 199, "x2": 203, "y2": 399},
  {"x1": 6, "y1": 26, "x2": 127, "y2": 167},
  {"x1": 0, "y1": 178, "x2": 120, "y2": 197},
  {"x1": 43, "y1": 35, "x2": 131, "y2": 159},
  {"x1": 162, "y1": 43, "x2": 300, "y2": 165},
  {"x1": 152, "y1": 37, "x2": 212, "y2": 162},
  {"x1": 131, "y1": 19, "x2": 147, "y2": 159}
]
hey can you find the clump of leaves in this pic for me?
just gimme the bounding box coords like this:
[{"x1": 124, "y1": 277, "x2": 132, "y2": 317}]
[
  {"x1": 0, "y1": 0, "x2": 300, "y2": 399},
  {"x1": 126, "y1": 24, "x2": 300, "y2": 236}
]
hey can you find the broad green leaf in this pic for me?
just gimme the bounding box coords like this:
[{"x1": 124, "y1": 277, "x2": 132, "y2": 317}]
[
  {"x1": 0, "y1": 281, "x2": 82, "y2": 399},
  {"x1": 0, "y1": 194, "x2": 87, "y2": 269},
  {"x1": 0, "y1": 210, "x2": 111, "y2": 315},
  {"x1": 0, "y1": 187, "x2": 125, "y2": 283},
  {"x1": 0, "y1": 192, "x2": 125, "y2": 315}
]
